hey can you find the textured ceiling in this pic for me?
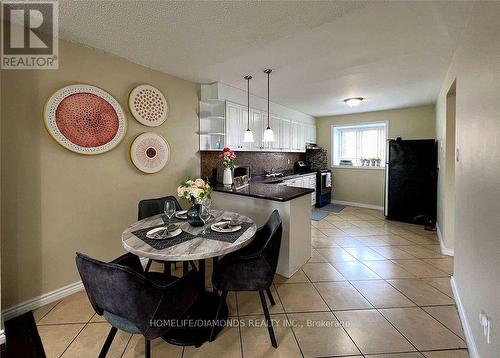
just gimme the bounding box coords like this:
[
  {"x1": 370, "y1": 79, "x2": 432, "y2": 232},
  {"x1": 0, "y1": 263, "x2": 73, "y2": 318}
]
[{"x1": 59, "y1": 1, "x2": 471, "y2": 116}]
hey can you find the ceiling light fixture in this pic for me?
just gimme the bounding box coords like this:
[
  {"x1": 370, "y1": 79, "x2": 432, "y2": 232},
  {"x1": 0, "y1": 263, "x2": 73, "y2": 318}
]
[
  {"x1": 263, "y1": 69, "x2": 274, "y2": 142},
  {"x1": 344, "y1": 97, "x2": 364, "y2": 107},
  {"x1": 243, "y1": 75, "x2": 254, "y2": 143}
]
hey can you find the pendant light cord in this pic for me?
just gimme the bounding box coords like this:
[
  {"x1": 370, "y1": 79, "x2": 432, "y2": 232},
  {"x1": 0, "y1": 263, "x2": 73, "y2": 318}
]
[
  {"x1": 244, "y1": 75, "x2": 252, "y2": 130},
  {"x1": 265, "y1": 69, "x2": 272, "y2": 129}
]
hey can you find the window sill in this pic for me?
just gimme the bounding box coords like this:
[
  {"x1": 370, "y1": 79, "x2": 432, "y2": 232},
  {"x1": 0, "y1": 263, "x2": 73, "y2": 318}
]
[{"x1": 332, "y1": 165, "x2": 385, "y2": 170}]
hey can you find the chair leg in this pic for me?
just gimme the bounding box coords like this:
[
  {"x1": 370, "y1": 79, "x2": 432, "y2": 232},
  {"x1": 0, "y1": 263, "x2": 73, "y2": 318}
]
[
  {"x1": 163, "y1": 262, "x2": 171, "y2": 275},
  {"x1": 209, "y1": 290, "x2": 228, "y2": 342},
  {"x1": 98, "y1": 326, "x2": 117, "y2": 358},
  {"x1": 145, "y1": 339, "x2": 151, "y2": 358},
  {"x1": 144, "y1": 259, "x2": 152, "y2": 273},
  {"x1": 259, "y1": 290, "x2": 277, "y2": 348},
  {"x1": 266, "y1": 287, "x2": 276, "y2": 306}
]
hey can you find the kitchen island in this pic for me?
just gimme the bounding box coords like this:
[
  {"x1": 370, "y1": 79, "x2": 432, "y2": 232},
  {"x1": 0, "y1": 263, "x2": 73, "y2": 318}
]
[{"x1": 212, "y1": 182, "x2": 313, "y2": 278}]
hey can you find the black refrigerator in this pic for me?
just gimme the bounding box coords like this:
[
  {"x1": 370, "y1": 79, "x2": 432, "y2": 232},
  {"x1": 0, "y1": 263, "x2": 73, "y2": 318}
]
[{"x1": 384, "y1": 138, "x2": 438, "y2": 224}]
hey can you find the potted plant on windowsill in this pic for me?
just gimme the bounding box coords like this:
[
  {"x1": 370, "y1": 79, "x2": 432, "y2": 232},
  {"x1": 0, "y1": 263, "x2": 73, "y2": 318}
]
[
  {"x1": 177, "y1": 178, "x2": 212, "y2": 226},
  {"x1": 376, "y1": 158, "x2": 382, "y2": 167},
  {"x1": 219, "y1": 147, "x2": 236, "y2": 186}
]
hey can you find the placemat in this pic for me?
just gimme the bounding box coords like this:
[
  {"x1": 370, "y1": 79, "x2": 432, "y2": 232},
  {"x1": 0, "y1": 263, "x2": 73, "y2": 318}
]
[
  {"x1": 132, "y1": 224, "x2": 196, "y2": 250},
  {"x1": 200, "y1": 222, "x2": 254, "y2": 243}
]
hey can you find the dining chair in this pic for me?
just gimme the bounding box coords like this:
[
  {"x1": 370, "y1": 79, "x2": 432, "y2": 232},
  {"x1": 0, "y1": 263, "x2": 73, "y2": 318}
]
[
  {"x1": 211, "y1": 210, "x2": 282, "y2": 348},
  {"x1": 75, "y1": 252, "x2": 199, "y2": 358},
  {"x1": 138, "y1": 195, "x2": 182, "y2": 273}
]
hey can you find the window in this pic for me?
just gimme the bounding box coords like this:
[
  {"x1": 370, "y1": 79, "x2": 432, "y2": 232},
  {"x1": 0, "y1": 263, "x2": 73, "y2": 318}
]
[{"x1": 332, "y1": 122, "x2": 387, "y2": 167}]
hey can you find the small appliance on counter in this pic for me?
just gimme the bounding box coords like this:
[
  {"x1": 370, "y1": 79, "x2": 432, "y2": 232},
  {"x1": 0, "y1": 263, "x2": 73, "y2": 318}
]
[
  {"x1": 216, "y1": 165, "x2": 251, "y2": 184},
  {"x1": 316, "y1": 169, "x2": 332, "y2": 208},
  {"x1": 293, "y1": 160, "x2": 311, "y2": 174}
]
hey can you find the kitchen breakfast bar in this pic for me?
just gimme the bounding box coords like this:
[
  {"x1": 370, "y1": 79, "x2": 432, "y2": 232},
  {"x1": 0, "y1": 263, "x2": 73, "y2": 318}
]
[{"x1": 212, "y1": 182, "x2": 314, "y2": 278}]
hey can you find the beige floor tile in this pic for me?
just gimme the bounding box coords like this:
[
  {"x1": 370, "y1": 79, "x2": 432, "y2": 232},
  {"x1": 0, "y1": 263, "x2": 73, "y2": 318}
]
[
  {"x1": 122, "y1": 335, "x2": 183, "y2": 358},
  {"x1": 350, "y1": 280, "x2": 415, "y2": 308},
  {"x1": 379, "y1": 307, "x2": 466, "y2": 351},
  {"x1": 379, "y1": 236, "x2": 418, "y2": 246},
  {"x1": 33, "y1": 300, "x2": 60, "y2": 323},
  {"x1": 387, "y1": 279, "x2": 455, "y2": 306},
  {"x1": 398, "y1": 246, "x2": 446, "y2": 259},
  {"x1": 308, "y1": 249, "x2": 328, "y2": 263},
  {"x1": 391, "y1": 260, "x2": 449, "y2": 278},
  {"x1": 334, "y1": 237, "x2": 366, "y2": 247},
  {"x1": 311, "y1": 227, "x2": 327, "y2": 238},
  {"x1": 332, "y1": 221, "x2": 358, "y2": 230},
  {"x1": 62, "y1": 322, "x2": 130, "y2": 357},
  {"x1": 289, "y1": 311, "x2": 360, "y2": 357},
  {"x1": 274, "y1": 269, "x2": 310, "y2": 284},
  {"x1": 90, "y1": 313, "x2": 106, "y2": 322},
  {"x1": 423, "y1": 277, "x2": 453, "y2": 297},
  {"x1": 362, "y1": 260, "x2": 416, "y2": 279},
  {"x1": 302, "y1": 262, "x2": 345, "y2": 282},
  {"x1": 422, "y1": 258, "x2": 454, "y2": 275},
  {"x1": 335, "y1": 309, "x2": 415, "y2": 354},
  {"x1": 366, "y1": 353, "x2": 424, "y2": 358},
  {"x1": 312, "y1": 220, "x2": 334, "y2": 229},
  {"x1": 421, "y1": 245, "x2": 443, "y2": 253},
  {"x1": 312, "y1": 235, "x2": 339, "y2": 248},
  {"x1": 183, "y1": 327, "x2": 241, "y2": 358},
  {"x1": 332, "y1": 261, "x2": 381, "y2": 280},
  {"x1": 38, "y1": 291, "x2": 95, "y2": 325},
  {"x1": 318, "y1": 227, "x2": 349, "y2": 237},
  {"x1": 371, "y1": 246, "x2": 417, "y2": 260},
  {"x1": 241, "y1": 315, "x2": 302, "y2": 358},
  {"x1": 345, "y1": 247, "x2": 387, "y2": 261},
  {"x1": 422, "y1": 350, "x2": 469, "y2": 358},
  {"x1": 38, "y1": 323, "x2": 85, "y2": 358},
  {"x1": 316, "y1": 247, "x2": 356, "y2": 262},
  {"x1": 315, "y1": 282, "x2": 372, "y2": 310},
  {"x1": 402, "y1": 235, "x2": 440, "y2": 246},
  {"x1": 276, "y1": 283, "x2": 329, "y2": 312},
  {"x1": 324, "y1": 214, "x2": 346, "y2": 222},
  {"x1": 353, "y1": 236, "x2": 391, "y2": 246},
  {"x1": 237, "y1": 286, "x2": 284, "y2": 315},
  {"x1": 423, "y1": 305, "x2": 465, "y2": 339}
]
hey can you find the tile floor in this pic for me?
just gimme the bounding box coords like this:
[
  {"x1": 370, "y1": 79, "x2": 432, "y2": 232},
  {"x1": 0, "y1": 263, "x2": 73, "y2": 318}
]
[{"x1": 33, "y1": 206, "x2": 468, "y2": 357}]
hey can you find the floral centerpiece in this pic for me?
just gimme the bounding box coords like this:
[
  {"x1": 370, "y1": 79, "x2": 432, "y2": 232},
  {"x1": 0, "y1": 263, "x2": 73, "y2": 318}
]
[
  {"x1": 177, "y1": 178, "x2": 212, "y2": 226},
  {"x1": 219, "y1": 147, "x2": 236, "y2": 185}
]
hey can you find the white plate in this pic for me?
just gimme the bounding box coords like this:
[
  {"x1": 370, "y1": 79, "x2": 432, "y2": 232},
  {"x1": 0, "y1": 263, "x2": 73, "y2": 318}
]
[
  {"x1": 211, "y1": 221, "x2": 242, "y2": 233},
  {"x1": 146, "y1": 227, "x2": 182, "y2": 239},
  {"x1": 175, "y1": 210, "x2": 187, "y2": 219}
]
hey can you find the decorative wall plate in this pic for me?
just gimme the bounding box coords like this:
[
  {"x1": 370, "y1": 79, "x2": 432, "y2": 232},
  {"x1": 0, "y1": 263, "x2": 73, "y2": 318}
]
[
  {"x1": 128, "y1": 84, "x2": 168, "y2": 127},
  {"x1": 44, "y1": 84, "x2": 127, "y2": 155},
  {"x1": 130, "y1": 132, "x2": 170, "y2": 173}
]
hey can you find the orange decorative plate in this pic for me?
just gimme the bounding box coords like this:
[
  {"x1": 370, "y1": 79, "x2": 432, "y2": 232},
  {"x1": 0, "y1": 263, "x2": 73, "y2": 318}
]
[
  {"x1": 128, "y1": 84, "x2": 168, "y2": 127},
  {"x1": 44, "y1": 84, "x2": 127, "y2": 155}
]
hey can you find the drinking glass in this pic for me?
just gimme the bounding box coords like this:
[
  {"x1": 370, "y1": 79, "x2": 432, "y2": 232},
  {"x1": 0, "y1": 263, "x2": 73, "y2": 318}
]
[
  {"x1": 164, "y1": 199, "x2": 177, "y2": 228},
  {"x1": 200, "y1": 205, "x2": 211, "y2": 235}
]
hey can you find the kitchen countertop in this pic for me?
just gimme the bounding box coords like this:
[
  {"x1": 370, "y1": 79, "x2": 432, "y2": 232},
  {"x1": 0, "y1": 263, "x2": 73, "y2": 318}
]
[
  {"x1": 213, "y1": 182, "x2": 314, "y2": 202},
  {"x1": 251, "y1": 171, "x2": 317, "y2": 184}
]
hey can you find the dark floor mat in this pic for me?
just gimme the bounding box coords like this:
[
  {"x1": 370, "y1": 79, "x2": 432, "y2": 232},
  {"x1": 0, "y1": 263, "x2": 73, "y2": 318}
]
[{"x1": 4, "y1": 311, "x2": 45, "y2": 357}]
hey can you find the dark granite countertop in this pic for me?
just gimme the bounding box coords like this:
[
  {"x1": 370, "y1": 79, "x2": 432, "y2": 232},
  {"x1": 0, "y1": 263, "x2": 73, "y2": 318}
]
[
  {"x1": 213, "y1": 182, "x2": 314, "y2": 202},
  {"x1": 251, "y1": 171, "x2": 317, "y2": 184}
]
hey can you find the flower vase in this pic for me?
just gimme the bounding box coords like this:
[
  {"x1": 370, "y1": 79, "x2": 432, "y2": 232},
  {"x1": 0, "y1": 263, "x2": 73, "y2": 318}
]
[
  {"x1": 223, "y1": 168, "x2": 233, "y2": 186},
  {"x1": 187, "y1": 204, "x2": 204, "y2": 226}
]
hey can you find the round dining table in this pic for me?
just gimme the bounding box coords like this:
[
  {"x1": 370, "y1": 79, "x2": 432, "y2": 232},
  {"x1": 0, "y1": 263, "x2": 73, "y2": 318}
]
[{"x1": 121, "y1": 209, "x2": 257, "y2": 346}]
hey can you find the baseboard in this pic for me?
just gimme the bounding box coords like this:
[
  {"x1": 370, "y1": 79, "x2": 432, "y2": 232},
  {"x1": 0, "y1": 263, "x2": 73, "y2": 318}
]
[
  {"x1": 450, "y1": 276, "x2": 479, "y2": 358},
  {"x1": 2, "y1": 257, "x2": 150, "y2": 321},
  {"x1": 331, "y1": 200, "x2": 384, "y2": 211},
  {"x1": 436, "y1": 223, "x2": 454, "y2": 256},
  {"x1": 2, "y1": 281, "x2": 84, "y2": 322},
  {"x1": 0, "y1": 329, "x2": 5, "y2": 345}
]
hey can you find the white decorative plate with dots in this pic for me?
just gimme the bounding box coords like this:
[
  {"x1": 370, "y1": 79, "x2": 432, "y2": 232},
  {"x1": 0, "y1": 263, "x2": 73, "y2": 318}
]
[
  {"x1": 130, "y1": 132, "x2": 170, "y2": 173},
  {"x1": 128, "y1": 84, "x2": 168, "y2": 127},
  {"x1": 44, "y1": 84, "x2": 127, "y2": 155}
]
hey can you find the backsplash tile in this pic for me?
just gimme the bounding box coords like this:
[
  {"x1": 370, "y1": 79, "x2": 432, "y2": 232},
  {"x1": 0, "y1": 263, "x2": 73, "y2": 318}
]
[{"x1": 201, "y1": 151, "x2": 305, "y2": 179}]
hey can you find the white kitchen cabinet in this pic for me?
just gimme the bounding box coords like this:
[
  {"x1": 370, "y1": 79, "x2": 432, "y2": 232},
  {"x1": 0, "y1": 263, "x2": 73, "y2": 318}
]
[
  {"x1": 280, "y1": 118, "x2": 292, "y2": 151},
  {"x1": 225, "y1": 101, "x2": 243, "y2": 150},
  {"x1": 250, "y1": 108, "x2": 264, "y2": 150},
  {"x1": 282, "y1": 173, "x2": 316, "y2": 206},
  {"x1": 305, "y1": 124, "x2": 316, "y2": 144}
]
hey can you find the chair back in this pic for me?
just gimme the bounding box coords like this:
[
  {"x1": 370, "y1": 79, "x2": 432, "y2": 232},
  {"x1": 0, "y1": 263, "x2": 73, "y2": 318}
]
[
  {"x1": 75, "y1": 253, "x2": 198, "y2": 339},
  {"x1": 138, "y1": 195, "x2": 182, "y2": 220},
  {"x1": 258, "y1": 210, "x2": 283, "y2": 275}
]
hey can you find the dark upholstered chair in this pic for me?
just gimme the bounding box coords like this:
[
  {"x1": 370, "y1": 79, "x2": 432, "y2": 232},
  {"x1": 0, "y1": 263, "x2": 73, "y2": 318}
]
[
  {"x1": 76, "y1": 252, "x2": 199, "y2": 358},
  {"x1": 211, "y1": 210, "x2": 282, "y2": 347},
  {"x1": 138, "y1": 195, "x2": 183, "y2": 273}
]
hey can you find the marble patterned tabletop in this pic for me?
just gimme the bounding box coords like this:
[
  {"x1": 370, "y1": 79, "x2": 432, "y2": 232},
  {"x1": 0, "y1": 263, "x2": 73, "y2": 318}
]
[{"x1": 121, "y1": 210, "x2": 257, "y2": 261}]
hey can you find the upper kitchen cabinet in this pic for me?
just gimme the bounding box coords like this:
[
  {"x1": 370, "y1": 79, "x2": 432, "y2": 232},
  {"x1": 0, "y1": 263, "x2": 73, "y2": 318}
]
[{"x1": 200, "y1": 83, "x2": 315, "y2": 152}]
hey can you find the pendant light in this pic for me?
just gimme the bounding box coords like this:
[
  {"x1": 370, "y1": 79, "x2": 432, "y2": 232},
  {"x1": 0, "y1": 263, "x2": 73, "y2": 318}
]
[
  {"x1": 243, "y1": 75, "x2": 254, "y2": 143},
  {"x1": 263, "y1": 69, "x2": 275, "y2": 142}
]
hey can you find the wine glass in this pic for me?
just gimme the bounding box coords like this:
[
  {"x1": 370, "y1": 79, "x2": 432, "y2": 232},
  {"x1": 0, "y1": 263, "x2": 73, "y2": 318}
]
[
  {"x1": 164, "y1": 199, "x2": 177, "y2": 235},
  {"x1": 203, "y1": 197, "x2": 213, "y2": 218},
  {"x1": 200, "y1": 205, "x2": 211, "y2": 235}
]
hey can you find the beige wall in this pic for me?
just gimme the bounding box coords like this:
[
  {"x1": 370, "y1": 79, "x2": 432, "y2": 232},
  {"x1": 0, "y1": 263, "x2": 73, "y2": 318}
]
[
  {"x1": 1, "y1": 40, "x2": 200, "y2": 308},
  {"x1": 436, "y1": 2, "x2": 500, "y2": 356},
  {"x1": 316, "y1": 105, "x2": 436, "y2": 207}
]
